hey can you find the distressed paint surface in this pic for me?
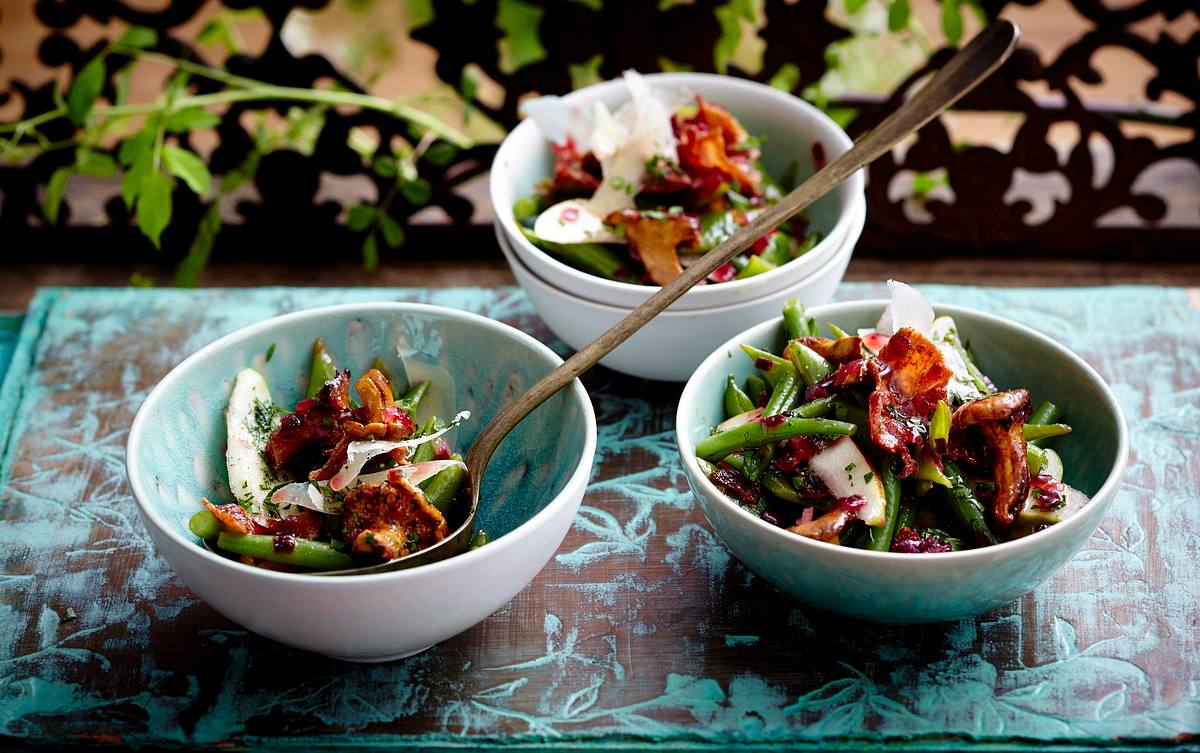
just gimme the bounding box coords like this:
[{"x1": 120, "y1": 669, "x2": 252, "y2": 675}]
[{"x1": 0, "y1": 284, "x2": 1197, "y2": 750}]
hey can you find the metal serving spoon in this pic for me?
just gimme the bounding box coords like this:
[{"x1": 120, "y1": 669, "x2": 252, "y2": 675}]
[{"x1": 319, "y1": 20, "x2": 1020, "y2": 576}]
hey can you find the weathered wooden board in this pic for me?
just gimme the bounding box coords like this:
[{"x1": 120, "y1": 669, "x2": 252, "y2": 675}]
[{"x1": 0, "y1": 284, "x2": 1197, "y2": 750}]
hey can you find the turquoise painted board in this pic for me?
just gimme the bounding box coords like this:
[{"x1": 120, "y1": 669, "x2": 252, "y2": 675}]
[
  {"x1": 0, "y1": 314, "x2": 22, "y2": 392},
  {"x1": 0, "y1": 285, "x2": 1197, "y2": 751}
]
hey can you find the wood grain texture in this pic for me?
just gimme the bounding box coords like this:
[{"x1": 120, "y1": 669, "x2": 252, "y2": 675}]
[
  {"x1": 0, "y1": 283, "x2": 1197, "y2": 750},
  {"x1": 5, "y1": 256, "x2": 1200, "y2": 312}
]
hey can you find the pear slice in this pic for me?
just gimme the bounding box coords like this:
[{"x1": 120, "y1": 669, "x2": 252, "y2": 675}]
[
  {"x1": 225, "y1": 368, "x2": 280, "y2": 515},
  {"x1": 808, "y1": 436, "x2": 887, "y2": 527}
]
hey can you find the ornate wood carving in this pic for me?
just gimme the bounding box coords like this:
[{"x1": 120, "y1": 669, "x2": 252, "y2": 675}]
[{"x1": 0, "y1": 0, "x2": 1195, "y2": 263}]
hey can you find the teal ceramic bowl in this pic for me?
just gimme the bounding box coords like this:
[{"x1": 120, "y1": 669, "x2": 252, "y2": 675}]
[
  {"x1": 676, "y1": 300, "x2": 1128, "y2": 623},
  {"x1": 127, "y1": 303, "x2": 596, "y2": 661}
]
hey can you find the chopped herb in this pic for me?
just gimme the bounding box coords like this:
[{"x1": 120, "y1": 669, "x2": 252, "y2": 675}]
[
  {"x1": 863, "y1": 472, "x2": 874, "y2": 483},
  {"x1": 63, "y1": 607, "x2": 77, "y2": 622},
  {"x1": 265, "y1": 343, "x2": 276, "y2": 362}
]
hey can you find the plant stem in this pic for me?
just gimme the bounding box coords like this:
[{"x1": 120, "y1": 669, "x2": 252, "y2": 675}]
[
  {"x1": 109, "y1": 46, "x2": 472, "y2": 147},
  {"x1": 2, "y1": 52, "x2": 473, "y2": 148}
]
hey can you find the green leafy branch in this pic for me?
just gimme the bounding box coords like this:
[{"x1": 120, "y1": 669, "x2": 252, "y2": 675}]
[{"x1": 0, "y1": 23, "x2": 472, "y2": 283}]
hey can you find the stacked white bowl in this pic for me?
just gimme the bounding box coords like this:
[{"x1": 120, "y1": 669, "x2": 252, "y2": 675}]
[{"x1": 490, "y1": 73, "x2": 866, "y2": 382}]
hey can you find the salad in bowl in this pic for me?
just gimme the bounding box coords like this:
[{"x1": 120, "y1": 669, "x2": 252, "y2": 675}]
[
  {"x1": 189, "y1": 339, "x2": 482, "y2": 572},
  {"x1": 696, "y1": 282, "x2": 1085, "y2": 552},
  {"x1": 514, "y1": 71, "x2": 820, "y2": 286}
]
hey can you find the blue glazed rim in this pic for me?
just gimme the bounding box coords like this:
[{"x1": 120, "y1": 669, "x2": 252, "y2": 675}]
[
  {"x1": 676, "y1": 299, "x2": 1130, "y2": 562},
  {"x1": 125, "y1": 301, "x2": 598, "y2": 583}
]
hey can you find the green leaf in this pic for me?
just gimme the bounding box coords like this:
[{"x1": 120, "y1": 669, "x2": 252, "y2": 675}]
[
  {"x1": 379, "y1": 214, "x2": 405, "y2": 249},
  {"x1": 767, "y1": 63, "x2": 800, "y2": 92},
  {"x1": 496, "y1": 0, "x2": 547, "y2": 74},
  {"x1": 361, "y1": 234, "x2": 379, "y2": 271},
  {"x1": 76, "y1": 149, "x2": 117, "y2": 178},
  {"x1": 373, "y1": 155, "x2": 398, "y2": 178},
  {"x1": 422, "y1": 142, "x2": 457, "y2": 166},
  {"x1": 136, "y1": 171, "x2": 172, "y2": 249},
  {"x1": 347, "y1": 203, "x2": 376, "y2": 231},
  {"x1": 121, "y1": 159, "x2": 149, "y2": 210},
  {"x1": 129, "y1": 270, "x2": 156, "y2": 288},
  {"x1": 114, "y1": 63, "x2": 135, "y2": 106},
  {"x1": 175, "y1": 203, "x2": 221, "y2": 288},
  {"x1": 118, "y1": 26, "x2": 158, "y2": 50},
  {"x1": 162, "y1": 144, "x2": 212, "y2": 196},
  {"x1": 459, "y1": 64, "x2": 481, "y2": 123},
  {"x1": 400, "y1": 178, "x2": 432, "y2": 206},
  {"x1": 43, "y1": 167, "x2": 74, "y2": 224},
  {"x1": 568, "y1": 53, "x2": 604, "y2": 90},
  {"x1": 888, "y1": 0, "x2": 910, "y2": 32},
  {"x1": 964, "y1": 0, "x2": 988, "y2": 25},
  {"x1": 196, "y1": 19, "x2": 234, "y2": 51},
  {"x1": 845, "y1": 0, "x2": 870, "y2": 12},
  {"x1": 67, "y1": 56, "x2": 106, "y2": 125},
  {"x1": 165, "y1": 107, "x2": 221, "y2": 133},
  {"x1": 118, "y1": 126, "x2": 155, "y2": 166},
  {"x1": 942, "y1": 0, "x2": 964, "y2": 44}
]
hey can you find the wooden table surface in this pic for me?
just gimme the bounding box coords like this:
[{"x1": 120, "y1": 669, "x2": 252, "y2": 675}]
[
  {"x1": 5, "y1": 255, "x2": 1200, "y2": 312},
  {"x1": 0, "y1": 277, "x2": 1197, "y2": 751}
]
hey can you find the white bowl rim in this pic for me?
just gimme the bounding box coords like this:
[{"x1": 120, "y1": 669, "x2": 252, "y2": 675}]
[
  {"x1": 676, "y1": 298, "x2": 1130, "y2": 563},
  {"x1": 126, "y1": 301, "x2": 598, "y2": 584},
  {"x1": 493, "y1": 216, "x2": 858, "y2": 318},
  {"x1": 490, "y1": 71, "x2": 865, "y2": 300}
]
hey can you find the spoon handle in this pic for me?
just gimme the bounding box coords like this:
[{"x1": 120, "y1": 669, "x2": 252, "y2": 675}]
[{"x1": 468, "y1": 20, "x2": 1020, "y2": 474}]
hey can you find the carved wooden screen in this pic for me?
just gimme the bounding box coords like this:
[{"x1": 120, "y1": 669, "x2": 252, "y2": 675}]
[{"x1": 0, "y1": 0, "x2": 1195, "y2": 266}]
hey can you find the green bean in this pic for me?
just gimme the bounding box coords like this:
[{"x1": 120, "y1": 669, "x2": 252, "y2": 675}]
[
  {"x1": 1028, "y1": 400, "x2": 1060, "y2": 427},
  {"x1": 740, "y1": 344, "x2": 795, "y2": 386},
  {"x1": 793, "y1": 395, "x2": 837, "y2": 418},
  {"x1": 1023, "y1": 423, "x2": 1071, "y2": 442},
  {"x1": 398, "y1": 380, "x2": 430, "y2": 414},
  {"x1": 828, "y1": 323, "x2": 850, "y2": 339},
  {"x1": 930, "y1": 399, "x2": 951, "y2": 444},
  {"x1": 863, "y1": 460, "x2": 902, "y2": 551},
  {"x1": 724, "y1": 375, "x2": 755, "y2": 418},
  {"x1": 745, "y1": 375, "x2": 768, "y2": 408},
  {"x1": 735, "y1": 255, "x2": 777, "y2": 279},
  {"x1": 419, "y1": 462, "x2": 465, "y2": 515},
  {"x1": 763, "y1": 370, "x2": 800, "y2": 416},
  {"x1": 939, "y1": 320, "x2": 991, "y2": 394},
  {"x1": 189, "y1": 508, "x2": 221, "y2": 540},
  {"x1": 896, "y1": 500, "x2": 917, "y2": 532},
  {"x1": 696, "y1": 417, "x2": 854, "y2": 461},
  {"x1": 762, "y1": 471, "x2": 801, "y2": 503},
  {"x1": 513, "y1": 194, "x2": 543, "y2": 222},
  {"x1": 217, "y1": 532, "x2": 355, "y2": 570},
  {"x1": 1026, "y1": 401, "x2": 1063, "y2": 448},
  {"x1": 783, "y1": 298, "x2": 804, "y2": 340},
  {"x1": 306, "y1": 338, "x2": 338, "y2": 398},
  {"x1": 783, "y1": 298, "x2": 819, "y2": 339},
  {"x1": 469, "y1": 529, "x2": 491, "y2": 550},
  {"x1": 519, "y1": 227, "x2": 629, "y2": 280},
  {"x1": 410, "y1": 418, "x2": 439, "y2": 463},
  {"x1": 834, "y1": 402, "x2": 871, "y2": 438},
  {"x1": 941, "y1": 461, "x2": 1000, "y2": 546},
  {"x1": 913, "y1": 456, "x2": 952, "y2": 488},
  {"x1": 718, "y1": 453, "x2": 747, "y2": 473},
  {"x1": 785, "y1": 341, "x2": 832, "y2": 387}
]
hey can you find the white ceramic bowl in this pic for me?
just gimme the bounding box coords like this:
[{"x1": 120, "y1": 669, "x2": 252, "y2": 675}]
[
  {"x1": 127, "y1": 303, "x2": 597, "y2": 661},
  {"x1": 490, "y1": 72, "x2": 866, "y2": 312},
  {"x1": 496, "y1": 199, "x2": 861, "y2": 382},
  {"x1": 676, "y1": 300, "x2": 1129, "y2": 623}
]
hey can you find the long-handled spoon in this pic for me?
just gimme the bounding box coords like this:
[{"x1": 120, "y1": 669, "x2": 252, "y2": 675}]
[{"x1": 320, "y1": 20, "x2": 1020, "y2": 575}]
